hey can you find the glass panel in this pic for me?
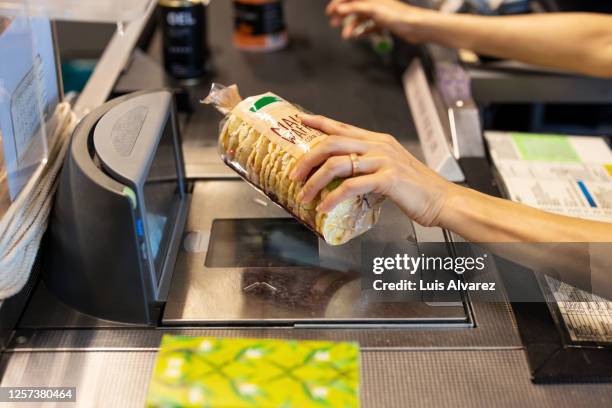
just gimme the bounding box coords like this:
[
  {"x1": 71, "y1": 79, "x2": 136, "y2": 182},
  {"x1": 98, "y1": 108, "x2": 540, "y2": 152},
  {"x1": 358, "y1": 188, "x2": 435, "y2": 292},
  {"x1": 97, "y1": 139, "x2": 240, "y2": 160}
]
[
  {"x1": 143, "y1": 118, "x2": 180, "y2": 279},
  {"x1": 0, "y1": 14, "x2": 56, "y2": 218},
  {"x1": 206, "y1": 218, "x2": 319, "y2": 268}
]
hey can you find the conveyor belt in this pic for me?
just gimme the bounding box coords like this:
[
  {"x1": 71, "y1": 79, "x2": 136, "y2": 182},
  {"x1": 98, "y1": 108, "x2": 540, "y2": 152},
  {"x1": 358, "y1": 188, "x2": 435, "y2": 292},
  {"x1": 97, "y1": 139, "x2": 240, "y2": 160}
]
[{"x1": 3, "y1": 349, "x2": 612, "y2": 408}]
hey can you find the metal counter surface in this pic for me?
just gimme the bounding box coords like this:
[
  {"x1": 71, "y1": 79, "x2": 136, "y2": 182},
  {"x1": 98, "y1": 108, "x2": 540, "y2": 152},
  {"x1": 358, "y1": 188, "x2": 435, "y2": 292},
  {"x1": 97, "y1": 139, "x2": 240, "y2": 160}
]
[
  {"x1": 163, "y1": 180, "x2": 470, "y2": 327},
  {"x1": 2, "y1": 349, "x2": 612, "y2": 408},
  {"x1": 6, "y1": 296, "x2": 612, "y2": 407}
]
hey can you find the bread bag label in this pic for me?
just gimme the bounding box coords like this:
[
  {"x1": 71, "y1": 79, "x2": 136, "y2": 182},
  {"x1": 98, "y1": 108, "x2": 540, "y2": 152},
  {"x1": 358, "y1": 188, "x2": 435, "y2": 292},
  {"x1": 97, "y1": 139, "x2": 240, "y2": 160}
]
[{"x1": 232, "y1": 92, "x2": 326, "y2": 158}]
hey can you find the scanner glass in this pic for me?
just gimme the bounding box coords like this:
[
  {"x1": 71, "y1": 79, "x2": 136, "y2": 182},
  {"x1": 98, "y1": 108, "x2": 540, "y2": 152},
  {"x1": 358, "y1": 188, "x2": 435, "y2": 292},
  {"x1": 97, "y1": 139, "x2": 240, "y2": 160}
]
[
  {"x1": 205, "y1": 218, "x2": 319, "y2": 268},
  {"x1": 143, "y1": 118, "x2": 179, "y2": 278}
]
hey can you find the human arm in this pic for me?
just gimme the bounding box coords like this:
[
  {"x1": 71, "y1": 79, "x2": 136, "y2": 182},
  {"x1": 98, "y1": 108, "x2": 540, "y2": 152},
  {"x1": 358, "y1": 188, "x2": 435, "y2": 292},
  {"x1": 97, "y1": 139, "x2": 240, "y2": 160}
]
[
  {"x1": 327, "y1": 0, "x2": 612, "y2": 78},
  {"x1": 292, "y1": 113, "x2": 612, "y2": 243},
  {"x1": 439, "y1": 187, "x2": 612, "y2": 242}
]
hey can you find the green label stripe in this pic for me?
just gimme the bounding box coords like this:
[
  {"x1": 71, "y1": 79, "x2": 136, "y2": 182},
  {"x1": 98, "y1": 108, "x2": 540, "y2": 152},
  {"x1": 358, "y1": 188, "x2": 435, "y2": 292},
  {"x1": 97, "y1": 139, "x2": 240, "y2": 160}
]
[
  {"x1": 511, "y1": 132, "x2": 580, "y2": 162},
  {"x1": 249, "y1": 95, "x2": 282, "y2": 112}
]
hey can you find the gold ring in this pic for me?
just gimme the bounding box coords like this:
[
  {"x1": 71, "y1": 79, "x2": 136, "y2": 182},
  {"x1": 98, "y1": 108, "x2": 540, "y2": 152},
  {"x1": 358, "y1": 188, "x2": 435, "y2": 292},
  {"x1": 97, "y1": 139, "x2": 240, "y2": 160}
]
[{"x1": 349, "y1": 153, "x2": 360, "y2": 177}]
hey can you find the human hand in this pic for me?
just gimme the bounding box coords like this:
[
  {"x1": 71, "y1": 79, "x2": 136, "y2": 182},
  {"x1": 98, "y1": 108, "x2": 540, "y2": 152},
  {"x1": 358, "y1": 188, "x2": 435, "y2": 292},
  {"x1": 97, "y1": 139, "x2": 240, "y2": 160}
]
[
  {"x1": 291, "y1": 114, "x2": 461, "y2": 227},
  {"x1": 326, "y1": 0, "x2": 434, "y2": 42}
]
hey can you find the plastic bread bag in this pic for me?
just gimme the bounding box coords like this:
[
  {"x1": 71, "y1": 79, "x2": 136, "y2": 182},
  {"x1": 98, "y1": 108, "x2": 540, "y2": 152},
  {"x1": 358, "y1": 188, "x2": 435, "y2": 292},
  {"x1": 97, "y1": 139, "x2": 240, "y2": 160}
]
[{"x1": 202, "y1": 83, "x2": 384, "y2": 246}]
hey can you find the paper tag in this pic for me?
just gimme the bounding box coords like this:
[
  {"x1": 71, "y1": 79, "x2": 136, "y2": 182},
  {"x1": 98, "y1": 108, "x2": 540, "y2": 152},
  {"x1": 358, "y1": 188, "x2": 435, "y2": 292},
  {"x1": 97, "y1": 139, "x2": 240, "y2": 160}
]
[{"x1": 232, "y1": 92, "x2": 326, "y2": 158}]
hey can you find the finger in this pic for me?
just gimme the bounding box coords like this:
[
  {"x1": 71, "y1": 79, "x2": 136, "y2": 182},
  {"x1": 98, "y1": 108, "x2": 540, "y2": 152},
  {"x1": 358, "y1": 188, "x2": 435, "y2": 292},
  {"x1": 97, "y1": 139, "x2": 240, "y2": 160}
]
[
  {"x1": 335, "y1": 2, "x2": 377, "y2": 19},
  {"x1": 290, "y1": 137, "x2": 376, "y2": 181},
  {"x1": 330, "y1": 15, "x2": 343, "y2": 27},
  {"x1": 341, "y1": 15, "x2": 362, "y2": 39},
  {"x1": 299, "y1": 155, "x2": 384, "y2": 203},
  {"x1": 353, "y1": 27, "x2": 378, "y2": 38},
  {"x1": 329, "y1": 0, "x2": 360, "y2": 27},
  {"x1": 351, "y1": 21, "x2": 379, "y2": 38},
  {"x1": 317, "y1": 174, "x2": 382, "y2": 212},
  {"x1": 326, "y1": 0, "x2": 353, "y2": 15},
  {"x1": 349, "y1": 17, "x2": 377, "y2": 37},
  {"x1": 299, "y1": 114, "x2": 372, "y2": 140}
]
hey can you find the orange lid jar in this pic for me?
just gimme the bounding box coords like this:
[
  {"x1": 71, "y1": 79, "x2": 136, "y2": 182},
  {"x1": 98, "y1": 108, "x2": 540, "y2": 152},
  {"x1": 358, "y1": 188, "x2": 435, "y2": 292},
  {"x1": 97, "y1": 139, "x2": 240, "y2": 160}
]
[{"x1": 233, "y1": 0, "x2": 288, "y2": 51}]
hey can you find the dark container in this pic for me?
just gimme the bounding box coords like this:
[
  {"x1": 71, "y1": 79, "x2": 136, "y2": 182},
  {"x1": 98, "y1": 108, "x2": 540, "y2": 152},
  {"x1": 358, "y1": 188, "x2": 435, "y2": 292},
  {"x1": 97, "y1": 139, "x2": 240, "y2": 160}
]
[
  {"x1": 233, "y1": 0, "x2": 288, "y2": 51},
  {"x1": 159, "y1": 0, "x2": 209, "y2": 80}
]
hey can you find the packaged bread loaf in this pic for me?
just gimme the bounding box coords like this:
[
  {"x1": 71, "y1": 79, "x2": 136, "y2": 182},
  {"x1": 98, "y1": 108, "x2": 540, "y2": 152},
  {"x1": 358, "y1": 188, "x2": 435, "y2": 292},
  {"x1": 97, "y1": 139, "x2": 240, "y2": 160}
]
[{"x1": 203, "y1": 84, "x2": 383, "y2": 245}]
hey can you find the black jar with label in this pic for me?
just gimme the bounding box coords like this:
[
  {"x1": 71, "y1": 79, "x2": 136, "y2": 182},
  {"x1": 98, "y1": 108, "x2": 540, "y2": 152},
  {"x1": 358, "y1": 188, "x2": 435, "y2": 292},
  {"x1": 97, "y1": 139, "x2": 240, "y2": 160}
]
[{"x1": 159, "y1": 0, "x2": 209, "y2": 81}]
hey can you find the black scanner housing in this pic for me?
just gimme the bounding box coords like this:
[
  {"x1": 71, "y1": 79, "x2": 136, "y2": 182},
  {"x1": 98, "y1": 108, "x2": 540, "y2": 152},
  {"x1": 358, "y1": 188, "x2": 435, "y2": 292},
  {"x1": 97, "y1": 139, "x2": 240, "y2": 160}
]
[{"x1": 43, "y1": 91, "x2": 188, "y2": 325}]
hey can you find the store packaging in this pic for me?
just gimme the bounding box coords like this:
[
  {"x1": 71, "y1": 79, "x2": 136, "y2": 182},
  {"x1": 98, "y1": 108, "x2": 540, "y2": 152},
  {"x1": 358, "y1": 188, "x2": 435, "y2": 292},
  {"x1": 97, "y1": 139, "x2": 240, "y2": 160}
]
[
  {"x1": 203, "y1": 84, "x2": 384, "y2": 246},
  {"x1": 146, "y1": 335, "x2": 360, "y2": 407}
]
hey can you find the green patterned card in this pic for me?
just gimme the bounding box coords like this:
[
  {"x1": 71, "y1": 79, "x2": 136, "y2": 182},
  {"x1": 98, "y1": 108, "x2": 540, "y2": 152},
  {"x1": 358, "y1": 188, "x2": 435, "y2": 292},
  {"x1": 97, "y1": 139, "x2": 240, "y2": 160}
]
[{"x1": 146, "y1": 335, "x2": 360, "y2": 408}]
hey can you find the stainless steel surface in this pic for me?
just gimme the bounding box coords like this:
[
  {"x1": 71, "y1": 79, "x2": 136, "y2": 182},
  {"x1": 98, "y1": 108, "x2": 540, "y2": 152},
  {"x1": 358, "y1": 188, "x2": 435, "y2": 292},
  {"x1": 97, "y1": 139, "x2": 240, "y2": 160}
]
[
  {"x1": 164, "y1": 180, "x2": 469, "y2": 326},
  {"x1": 428, "y1": 45, "x2": 485, "y2": 160},
  {"x1": 10, "y1": 299, "x2": 517, "y2": 349},
  {"x1": 0, "y1": 351, "x2": 155, "y2": 408},
  {"x1": 448, "y1": 102, "x2": 484, "y2": 157},
  {"x1": 361, "y1": 350, "x2": 612, "y2": 407},
  {"x1": 3, "y1": 349, "x2": 612, "y2": 408},
  {"x1": 3, "y1": 265, "x2": 558, "y2": 405}
]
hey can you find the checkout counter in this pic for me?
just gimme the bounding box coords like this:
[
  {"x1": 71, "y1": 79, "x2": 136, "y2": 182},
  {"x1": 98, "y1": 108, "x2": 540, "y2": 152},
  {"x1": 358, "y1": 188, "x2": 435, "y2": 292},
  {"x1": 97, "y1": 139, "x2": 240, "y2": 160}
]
[{"x1": 0, "y1": 1, "x2": 611, "y2": 406}]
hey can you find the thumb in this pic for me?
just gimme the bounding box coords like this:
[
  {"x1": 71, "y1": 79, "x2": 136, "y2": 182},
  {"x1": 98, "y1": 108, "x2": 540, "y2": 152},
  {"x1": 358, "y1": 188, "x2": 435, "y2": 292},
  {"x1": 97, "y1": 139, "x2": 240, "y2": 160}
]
[{"x1": 335, "y1": 2, "x2": 378, "y2": 20}]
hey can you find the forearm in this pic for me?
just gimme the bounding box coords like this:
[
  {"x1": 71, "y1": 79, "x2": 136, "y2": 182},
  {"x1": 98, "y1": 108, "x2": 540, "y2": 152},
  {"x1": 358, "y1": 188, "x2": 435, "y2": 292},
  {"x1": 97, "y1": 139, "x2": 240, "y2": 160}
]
[
  {"x1": 409, "y1": 12, "x2": 612, "y2": 78},
  {"x1": 438, "y1": 187, "x2": 612, "y2": 243},
  {"x1": 438, "y1": 187, "x2": 612, "y2": 298}
]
